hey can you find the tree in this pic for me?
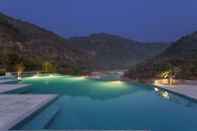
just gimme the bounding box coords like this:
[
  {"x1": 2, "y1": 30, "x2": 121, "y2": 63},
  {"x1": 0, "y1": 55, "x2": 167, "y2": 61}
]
[
  {"x1": 42, "y1": 62, "x2": 56, "y2": 73},
  {"x1": 160, "y1": 65, "x2": 181, "y2": 85}
]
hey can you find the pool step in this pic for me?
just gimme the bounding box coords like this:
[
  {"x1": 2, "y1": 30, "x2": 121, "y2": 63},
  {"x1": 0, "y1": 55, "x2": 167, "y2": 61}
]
[{"x1": 21, "y1": 104, "x2": 60, "y2": 130}]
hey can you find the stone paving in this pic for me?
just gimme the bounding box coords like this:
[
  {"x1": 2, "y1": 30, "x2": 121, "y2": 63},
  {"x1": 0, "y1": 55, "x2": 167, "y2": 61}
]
[
  {"x1": 154, "y1": 83, "x2": 197, "y2": 100},
  {"x1": 0, "y1": 84, "x2": 30, "y2": 93},
  {"x1": 0, "y1": 95, "x2": 57, "y2": 131},
  {"x1": 0, "y1": 79, "x2": 17, "y2": 84},
  {"x1": 10, "y1": 130, "x2": 148, "y2": 131}
]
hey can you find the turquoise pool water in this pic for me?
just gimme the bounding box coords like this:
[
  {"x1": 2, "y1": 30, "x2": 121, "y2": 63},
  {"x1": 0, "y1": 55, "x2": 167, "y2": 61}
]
[{"x1": 10, "y1": 75, "x2": 197, "y2": 131}]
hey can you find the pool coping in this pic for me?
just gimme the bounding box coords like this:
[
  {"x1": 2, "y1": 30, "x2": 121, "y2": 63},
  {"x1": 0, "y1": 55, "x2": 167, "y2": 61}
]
[
  {"x1": 0, "y1": 84, "x2": 30, "y2": 94},
  {"x1": 0, "y1": 79, "x2": 18, "y2": 84},
  {"x1": 153, "y1": 83, "x2": 197, "y2": 101},
  {"x1": 10, "y1": 129, "x2": 151, "y2": 131},
  {"x1": 0, "y1": 95, "x2": 58, "y2": 131}
]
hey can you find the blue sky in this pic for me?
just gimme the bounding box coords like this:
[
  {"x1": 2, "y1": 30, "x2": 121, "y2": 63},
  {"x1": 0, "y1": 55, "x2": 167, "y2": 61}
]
[{"x1": 0, "y1": 0, "x2": 197, "y2": 42}]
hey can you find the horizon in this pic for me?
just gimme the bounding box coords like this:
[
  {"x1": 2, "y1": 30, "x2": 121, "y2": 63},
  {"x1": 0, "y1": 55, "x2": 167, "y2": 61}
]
[{"x1": 0, "y1": 0, "x2": 197, "y2": 42}]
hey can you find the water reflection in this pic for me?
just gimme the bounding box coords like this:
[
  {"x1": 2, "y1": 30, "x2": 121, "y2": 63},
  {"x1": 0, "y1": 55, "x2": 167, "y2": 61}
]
[
  {"x1": 155, "y1": 88, "x2": 197, "y2": 108},
  {"x1": 154, "y1": 87, "x2": 159, "y2": 92},
  {"x1": 11, "y1": 76, "x2": 144, "y2": 100},
  {"x1": 13, "y1": 75, "x2": 197, "y2": 107}
]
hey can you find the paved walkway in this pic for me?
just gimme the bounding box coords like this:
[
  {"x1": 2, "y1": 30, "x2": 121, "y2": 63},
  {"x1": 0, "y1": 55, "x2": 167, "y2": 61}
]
[
  {"x1": 10, "y1": 130, "x2": 148, "y2": 131},
  {"x1": 0, "y1": 95, "x2": 57, "y2": 130},
  {"x1": 154, "y1": 83, "x2": 197, "y2": 100},
  {"x1": 0, "y1": 84, "x2": 30, "y2": 93},
  {"x1": 0, "y1": 79, "x2": 17, "y2": 84}
]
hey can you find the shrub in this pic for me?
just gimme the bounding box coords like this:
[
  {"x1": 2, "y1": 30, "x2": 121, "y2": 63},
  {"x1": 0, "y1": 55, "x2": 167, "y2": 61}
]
[
  {"x1": 42, "y1": 62, "x2": 56, "y2": 73},
  {"x1": 0, "y1": 68, "x2": 6, "y2": 76}
]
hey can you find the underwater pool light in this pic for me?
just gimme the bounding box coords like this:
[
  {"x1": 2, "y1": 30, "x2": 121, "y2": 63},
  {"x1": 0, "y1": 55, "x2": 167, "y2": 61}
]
[
  {"x1": 110, "y1": 80, "x2": 124, "y2": 84},
  {"x1": 73, "y1": 76, "x2": 87, "y2": 80},
  {"x1": 32, "y1": 75, "x2": 40, "y2": 79},
  {"x1": 49, "y1": 74, "x2": 54, "y2": 77}
]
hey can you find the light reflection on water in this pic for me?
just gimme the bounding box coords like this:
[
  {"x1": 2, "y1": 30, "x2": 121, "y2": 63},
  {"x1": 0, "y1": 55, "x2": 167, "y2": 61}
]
[
  {"x1": 11, "y1": 75, "x2": 197, "y2": 131},
  {"x1": 17, "y1": 74, "x2": 196, "y2": 106},
  {"x1": 154, "y1": 87, "x2": 197, "y2": 108},
  {"x1": 15, "y1": 75, "x2": 197, "y2": 108},
  {"x1": 15, "y1": 75, "x2": 139, "y2": 100}
]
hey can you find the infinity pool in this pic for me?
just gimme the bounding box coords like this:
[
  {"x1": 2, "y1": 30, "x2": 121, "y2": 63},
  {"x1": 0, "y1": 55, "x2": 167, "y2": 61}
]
[{"x1": 10, "y1": 75, "x2": 197, "y2": 131}]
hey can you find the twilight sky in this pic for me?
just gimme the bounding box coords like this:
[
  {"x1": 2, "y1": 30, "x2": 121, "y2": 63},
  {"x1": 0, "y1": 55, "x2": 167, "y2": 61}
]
[{"x1": 0, "y1": 0, "x2": 197, "y2": 42}]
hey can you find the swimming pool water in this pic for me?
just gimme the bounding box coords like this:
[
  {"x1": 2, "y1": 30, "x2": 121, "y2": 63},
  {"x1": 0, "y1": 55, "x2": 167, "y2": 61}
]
[{"x1": 10, "y1": 75, "x2": 197, "y2": 131}]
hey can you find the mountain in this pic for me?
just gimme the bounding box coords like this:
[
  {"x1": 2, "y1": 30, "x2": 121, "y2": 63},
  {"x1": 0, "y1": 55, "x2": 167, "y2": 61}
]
[
  {"x1": 0, "y1": 12, "x2": 170, "y2": 72},
  {"x1": 0, "y1": 13, "x2": 93, "y2": 72},
  {"x1": 68, "y1": 33, "x2": 169, "y2": 69},
  {"x1": 126, "y1": 32, "x2": 197, "y2": 79}
]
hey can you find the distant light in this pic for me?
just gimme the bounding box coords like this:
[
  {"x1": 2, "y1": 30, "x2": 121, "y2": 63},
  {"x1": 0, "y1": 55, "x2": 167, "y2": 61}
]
[
  {"x1": 154, "y1": 80, "x2": 159, "y2": 85},
  {"x1": 32, "y1": 75, "x2": 40, "y2": 79},
  {"x1": 110, "y1": 81, "x2": 123, "y2": 85},
  {"x1": 49, "y1": 74, "x2": 54, "y2": 77},
  {"x1": 73, "y1": 76, "x2": 87, "y2": 80},
  {"x1": 102, "y1": 80, "x2": 127, "y2": 89},
  {"x1": 31, "y1": 74, "x2": 56, "y2": 79}
]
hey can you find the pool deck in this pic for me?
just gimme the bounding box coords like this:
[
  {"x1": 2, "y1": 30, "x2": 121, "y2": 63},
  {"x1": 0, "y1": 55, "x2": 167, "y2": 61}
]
[
  {"x1": 154, "y1": 83, "x2": 197, "y2": 100},
  {"x1": 0, "y1": 95, "x2": 57, "y2": 131},
  {"x1": 10, "y1": 130, "x2": 149, "y2": 131},
  {"x1": 0, "y1": 79, "x2": 17, "y2": 84},
  {"x1": 0, "y1": 84, "x2": 30, "y2": 93}
]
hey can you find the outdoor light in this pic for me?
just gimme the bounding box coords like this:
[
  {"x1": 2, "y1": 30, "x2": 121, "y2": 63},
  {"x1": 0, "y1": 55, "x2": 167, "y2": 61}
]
[
  {"x1": 73, "y1": 76, "x2": 86, "y2": 80},
  {"x1": 15, "y1": 64, "x2": 25, "y2": 81},
  {"x1": 154, "y1": 80, "x2": 159, "y2": 85},
  {"x1": 32, "y1": 74, "x2": 39, "y2": 79},
  {"x1": 17, "y1": 71, "x2": 22, "y2": 80},
  {"x1": 110, "y1": 81, "x2": 123, "y2": 85},
  {"x1": 49, "y1": 74, "x2": 54, "y2": 77}
]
